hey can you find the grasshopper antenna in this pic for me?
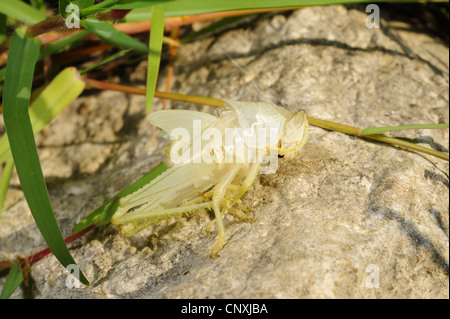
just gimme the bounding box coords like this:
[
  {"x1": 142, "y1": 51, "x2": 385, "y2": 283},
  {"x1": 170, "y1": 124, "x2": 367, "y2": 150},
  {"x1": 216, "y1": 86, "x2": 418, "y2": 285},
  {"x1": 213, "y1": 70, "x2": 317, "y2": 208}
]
[{"x1": 223, "y1": 51, "x2": 276, "y2": 108}]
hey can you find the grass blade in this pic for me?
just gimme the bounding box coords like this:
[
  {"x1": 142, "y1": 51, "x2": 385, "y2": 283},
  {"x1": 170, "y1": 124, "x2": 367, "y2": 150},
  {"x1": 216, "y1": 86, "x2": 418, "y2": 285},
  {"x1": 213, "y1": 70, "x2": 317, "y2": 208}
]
[
  {"x1": 145, "y1": 4, "x2": 165, "y2": 114},
  {"x1": 29, "y1": 67, "x2": 86, "y2": 133},
  {"x1": 79, "y1": 0, "x2": 121, "y2": 16},
  {"x1": 3, "y1": 29, "x2": 89, "y2": 286},
  {"x1": 79, "y1": 48, "x2": 131, "y2": 75},
  {"x1": 0, "y1": 135, "x2": 11, "y2": 167},
  {"x1": 111, "y1": 0, "x2": 174, "y2": 10},
  {"x1": 0, "y1": 260, "x2": 23, "y2": 299},
  {"x1": 0, "y1": 0, "x2": 47, "y2": 25},
  {"x1": 359, "y1": 124, "x2": 449, "y2": 136},
  {"x1": 59, "y1": 0, "x2": 95, "y2": 17},
  {"x1": 0, "y1": 158, "x2": 14, "y2": 218},
  {"x1": 80, "y1": 16, "x2": 149, "y2": 53},
  {"x1": 79, "y1": 0, "x2": 172, "y2": 16},
  {"x1": 307, "y1": 117, "x2": 449, "y2": 161},
  {"x1": 0, "y1": 67, "x2": 86, "y2": 164},
  {"x1": 125, "y1": 0, "x2": 448, "y2": 21},
  {"x1": 73, "y1": 162, "x2": 168, "y2": 232}
]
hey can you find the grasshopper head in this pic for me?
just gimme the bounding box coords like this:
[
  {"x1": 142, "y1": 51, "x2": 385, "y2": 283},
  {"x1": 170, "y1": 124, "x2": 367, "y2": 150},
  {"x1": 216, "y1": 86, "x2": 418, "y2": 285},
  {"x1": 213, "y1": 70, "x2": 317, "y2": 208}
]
[{"x1": 278, "y1": 111, "x2": 309, "y2": 157}]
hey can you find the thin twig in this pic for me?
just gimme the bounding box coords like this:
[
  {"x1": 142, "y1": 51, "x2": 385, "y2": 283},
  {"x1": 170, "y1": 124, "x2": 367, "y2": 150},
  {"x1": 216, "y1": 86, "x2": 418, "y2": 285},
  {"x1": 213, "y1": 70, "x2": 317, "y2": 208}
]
[
  {"x1": 84, "y1": 78, "x2": 449, "y2": 162},
  {"x1": 0, "y1": 224, "x2": 96, "y2": 273}
]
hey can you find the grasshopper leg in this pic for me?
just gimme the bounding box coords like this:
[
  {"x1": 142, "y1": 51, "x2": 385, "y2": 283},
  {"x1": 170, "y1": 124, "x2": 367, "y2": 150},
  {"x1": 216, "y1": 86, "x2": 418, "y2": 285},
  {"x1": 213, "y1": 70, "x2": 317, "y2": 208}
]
[
  {"x1": 207, "y1": 162, "x2": 261, "y2": 257},
  {"x1": 210, "y1": 164, "x2": 241, "y2": 259},
  {"x1": 232, "y1": 162, "x2": 261, "y2": 203}
]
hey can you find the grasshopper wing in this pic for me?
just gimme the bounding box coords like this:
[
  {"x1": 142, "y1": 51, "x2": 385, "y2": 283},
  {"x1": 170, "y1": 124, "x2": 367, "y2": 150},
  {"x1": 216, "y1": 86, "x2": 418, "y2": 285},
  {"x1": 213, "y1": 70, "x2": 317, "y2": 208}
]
[
  {"x1": 224, "y1": 100, "x2": 289, "y2": 140},
  {"x1": 113, "y1": 162, "x2": 219, "y2": 220},
  {"x1": 148, "y1": 109, "x2": 218, "y2": 137}
]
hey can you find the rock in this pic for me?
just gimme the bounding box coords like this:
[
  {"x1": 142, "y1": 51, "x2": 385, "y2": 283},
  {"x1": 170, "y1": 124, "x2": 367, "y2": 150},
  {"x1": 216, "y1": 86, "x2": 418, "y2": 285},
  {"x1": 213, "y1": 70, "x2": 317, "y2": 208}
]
[{"x1": 0, "y1": 5, "x2": 448, "y2": 298}]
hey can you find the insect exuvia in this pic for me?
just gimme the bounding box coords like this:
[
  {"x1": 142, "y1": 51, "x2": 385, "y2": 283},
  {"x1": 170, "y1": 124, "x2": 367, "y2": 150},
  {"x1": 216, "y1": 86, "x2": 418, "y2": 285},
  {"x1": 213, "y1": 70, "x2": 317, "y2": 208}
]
[{"x1": 111, "y1": 100, "x2": 309, "y2": 258}]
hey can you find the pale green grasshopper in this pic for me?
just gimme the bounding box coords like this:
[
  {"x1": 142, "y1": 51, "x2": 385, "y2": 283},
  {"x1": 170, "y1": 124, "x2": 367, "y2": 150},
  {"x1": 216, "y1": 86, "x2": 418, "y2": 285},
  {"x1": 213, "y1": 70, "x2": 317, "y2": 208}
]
[{"x1": 111, "y1": 100, "x2": 309, "y2": 258}]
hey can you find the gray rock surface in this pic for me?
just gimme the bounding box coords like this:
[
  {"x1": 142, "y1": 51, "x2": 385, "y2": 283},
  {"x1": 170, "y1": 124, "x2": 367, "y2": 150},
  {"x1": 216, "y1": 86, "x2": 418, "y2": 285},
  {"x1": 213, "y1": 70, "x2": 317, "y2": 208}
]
[{"x1": 0, "y1": 5, "x2": 448, "y2": 298}]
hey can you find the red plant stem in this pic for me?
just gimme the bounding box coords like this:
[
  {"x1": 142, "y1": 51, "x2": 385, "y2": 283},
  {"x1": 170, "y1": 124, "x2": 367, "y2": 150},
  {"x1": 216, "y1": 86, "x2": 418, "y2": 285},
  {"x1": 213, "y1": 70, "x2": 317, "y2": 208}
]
[{"x1": 0, "y1": 224, "x2": 97, "y2": 272}]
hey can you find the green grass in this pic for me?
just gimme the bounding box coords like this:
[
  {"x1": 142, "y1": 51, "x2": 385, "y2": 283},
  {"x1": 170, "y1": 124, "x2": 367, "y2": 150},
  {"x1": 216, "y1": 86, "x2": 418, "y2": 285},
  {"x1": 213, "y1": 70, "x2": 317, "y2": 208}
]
[
  {"x1": 0, "y1": 68, "x2": 87, "y2": 164},
  {"x1": 359, "y1": 124, "x2": 450, "y2": 136},
  {"x1": 80, "y1": 17, "x2": 149, "y2": 53},
  {"x1": 146, "y1": 4, "x2": 165, "y2": 114},
  {"x1": 0, "y1": 260, "x2": 23, "y2": 299},
  {"x1": 124, "y1": 0, "x2": 447, "y2": 21},
  {"x1": 2, "y1": 28, "x2": 89, "y2": 287},
  {"x1": 0, "y1": 0, "x2": 47, "y2": 25},
  {"x1": 0, "y1": 158, "x2": 14, "y2": 219},
  {"x1": 79, "y1": 48, "x2": 131, "y2": 74},
  {"x1": 74, "y1": 162, "x2": 169, "y2": 232}
]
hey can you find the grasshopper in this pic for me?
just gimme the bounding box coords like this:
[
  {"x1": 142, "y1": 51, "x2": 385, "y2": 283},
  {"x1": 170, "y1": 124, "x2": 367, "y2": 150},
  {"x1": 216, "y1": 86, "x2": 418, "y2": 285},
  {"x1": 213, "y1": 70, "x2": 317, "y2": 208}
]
[{"x1": 111, "y1": 100, "x2": 308, "y2": 258}]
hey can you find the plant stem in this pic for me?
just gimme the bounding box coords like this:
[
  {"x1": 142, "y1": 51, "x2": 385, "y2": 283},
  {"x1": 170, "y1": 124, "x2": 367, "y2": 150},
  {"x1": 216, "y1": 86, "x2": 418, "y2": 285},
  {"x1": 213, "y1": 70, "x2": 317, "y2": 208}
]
[
  {"x1": 0, "y1": 224, "x2": 96, "y2": 272},
  {"x1": 85, "y1": 78, "x2": 226, "y2": 107},
  {"x1": 84, "y1": 78, "x2": 449, "y2": 162},
  {"x1": 307, "y1": 117, "x2": 449, "y2": 161}
]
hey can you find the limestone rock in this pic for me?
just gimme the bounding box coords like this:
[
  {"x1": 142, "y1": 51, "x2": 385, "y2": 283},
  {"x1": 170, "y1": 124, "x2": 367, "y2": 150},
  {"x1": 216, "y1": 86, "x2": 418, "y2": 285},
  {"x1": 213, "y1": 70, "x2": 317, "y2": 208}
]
[{"x1": 0, "y1": 5, "x2": 448, "y2": 298}]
